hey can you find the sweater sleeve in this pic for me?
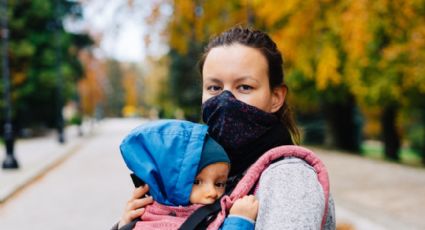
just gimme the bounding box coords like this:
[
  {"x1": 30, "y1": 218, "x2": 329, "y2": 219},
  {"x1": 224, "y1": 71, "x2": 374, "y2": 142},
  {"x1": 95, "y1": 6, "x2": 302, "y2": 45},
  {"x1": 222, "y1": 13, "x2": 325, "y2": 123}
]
[
  {"x1": 255, "y1": 157, "x2": 326, "y2": 230},
  {"x1": 221, "y1": 215, "x2": 255, "y2": 230}
]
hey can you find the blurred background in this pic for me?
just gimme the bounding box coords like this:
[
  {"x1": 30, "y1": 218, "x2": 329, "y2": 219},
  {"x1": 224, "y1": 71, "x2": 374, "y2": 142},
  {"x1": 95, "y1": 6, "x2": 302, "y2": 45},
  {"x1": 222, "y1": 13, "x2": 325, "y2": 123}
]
[
  {"x1": 2, "y1": 0, "x2": 425, "y2": 166},
  {"x1": 0, "y1": 0, "x2": 424, "y2": 229}
]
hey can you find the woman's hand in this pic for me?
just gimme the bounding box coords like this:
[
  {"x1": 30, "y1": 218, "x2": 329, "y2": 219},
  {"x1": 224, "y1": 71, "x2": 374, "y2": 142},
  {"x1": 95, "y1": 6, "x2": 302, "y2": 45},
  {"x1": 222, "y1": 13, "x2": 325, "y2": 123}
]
[
  {"x1": 229, "y1": 195, "x2": 259, "y2": 221},
  {"x1": 118, "y1": 185, "x2": 153, "y2": 228}
]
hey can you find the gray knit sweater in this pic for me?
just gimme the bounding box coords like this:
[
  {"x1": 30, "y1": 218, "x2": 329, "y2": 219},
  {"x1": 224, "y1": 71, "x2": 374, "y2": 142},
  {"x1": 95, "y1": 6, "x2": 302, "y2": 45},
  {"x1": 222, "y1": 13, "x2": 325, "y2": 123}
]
[{"x1": 255, "y1": 157, "x2": 335, "y2": 230}]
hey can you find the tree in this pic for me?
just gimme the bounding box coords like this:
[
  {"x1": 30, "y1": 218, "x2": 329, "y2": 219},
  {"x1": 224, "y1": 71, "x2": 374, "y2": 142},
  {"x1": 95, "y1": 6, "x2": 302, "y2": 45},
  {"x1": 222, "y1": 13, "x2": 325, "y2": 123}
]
[
  {"x1": 253, "y1": 0, "x2": 425, "y2": 157},
  {"x1": 102, "y1": 59, "x2": 121, "y2": 117},
  {"x1": 143, "y1": 56, "x2": 174, "y2": 118},
  {"x1": 78, "y1": 50, "x2": 106, "y2": 118},
  {"x1": 0, "y1": 0, "x2": 91, "y2": 135},
  {"x1": 122, "y1": 63, "x2": 144, "y2": 117},
  {"x1": 343, "y1": 0, "x2": 425, "y2": 160}
]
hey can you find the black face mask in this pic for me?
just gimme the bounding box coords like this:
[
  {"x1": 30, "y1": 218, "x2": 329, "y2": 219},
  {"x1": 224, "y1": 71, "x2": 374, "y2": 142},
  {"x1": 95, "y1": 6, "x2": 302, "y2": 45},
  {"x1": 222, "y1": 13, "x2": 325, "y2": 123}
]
[
  {"x1": 202, "y1": 90, "x2": 280, "y2": 150},
  {"x1": 202, "y1": 91, "x2": 293, "y2": 177}
]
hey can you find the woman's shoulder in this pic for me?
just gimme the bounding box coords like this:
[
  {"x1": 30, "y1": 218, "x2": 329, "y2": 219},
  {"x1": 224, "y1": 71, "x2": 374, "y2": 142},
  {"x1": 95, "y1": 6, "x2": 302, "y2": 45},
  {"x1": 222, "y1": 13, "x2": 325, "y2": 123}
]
[
  {"x1": 256, "y1": 156, "x2": 336, "y2": 229},
  {"x1": 254, "y1": 145, "x2": 327, "y2": 176},
  {"x1": 262, "y1": 156, "x2": 317, "y2": 175},
  {"x1": 255, "y1": 156, "x2": 327, "y2": 229},
  {"x1": 258, "y1": 153, "x2": 326, "y2": 195}
]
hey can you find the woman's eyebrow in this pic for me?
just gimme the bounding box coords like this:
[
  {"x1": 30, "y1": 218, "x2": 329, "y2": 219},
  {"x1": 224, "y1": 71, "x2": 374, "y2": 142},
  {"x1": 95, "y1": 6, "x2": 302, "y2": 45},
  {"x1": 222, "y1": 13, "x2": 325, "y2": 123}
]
[
  {"x1": 203, "y1": 77, "x2": 222, "y2": 83},
  {"x1": 235, "y1": 76, "x2": 260, "y2": 83}
]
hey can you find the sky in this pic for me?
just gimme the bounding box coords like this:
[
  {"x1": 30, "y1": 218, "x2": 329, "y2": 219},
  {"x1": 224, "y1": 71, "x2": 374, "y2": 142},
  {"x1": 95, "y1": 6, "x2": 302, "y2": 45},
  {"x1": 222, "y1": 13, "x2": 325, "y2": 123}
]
[{"x1": 69, "y1": 0, "x2": 170, "y2": 63}]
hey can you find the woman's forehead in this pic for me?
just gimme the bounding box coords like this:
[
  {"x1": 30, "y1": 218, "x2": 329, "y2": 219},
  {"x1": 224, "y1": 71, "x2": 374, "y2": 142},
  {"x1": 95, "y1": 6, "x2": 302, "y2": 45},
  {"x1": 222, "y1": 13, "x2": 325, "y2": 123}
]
[
  {"x1": 205, "y1": 44, "x2": 265, "y2": 63},
  {"x1": 202, "y1": 44, "x2": 268, "y2": 80}
]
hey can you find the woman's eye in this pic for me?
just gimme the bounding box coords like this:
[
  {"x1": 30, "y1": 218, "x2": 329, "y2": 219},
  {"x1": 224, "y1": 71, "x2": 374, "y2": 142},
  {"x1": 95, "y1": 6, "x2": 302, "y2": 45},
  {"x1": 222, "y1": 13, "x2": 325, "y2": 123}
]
[
  {"x1": 206, "y1": 85, "x2": 222, "y2": 92},
  {"x1": 193, "y1": 180, "x2": 200, "y2": 185},
  {"x1": 237, "y1": 85, "x2": 253, "y2": 92},
  {"x1": 215, "y1": 182, "x2": 226, "y2": 188}
]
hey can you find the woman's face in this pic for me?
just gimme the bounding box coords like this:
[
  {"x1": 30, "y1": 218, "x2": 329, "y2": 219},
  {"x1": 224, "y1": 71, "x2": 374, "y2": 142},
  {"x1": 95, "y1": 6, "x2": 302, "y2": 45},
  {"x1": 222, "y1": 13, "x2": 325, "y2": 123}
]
[{"x1": 202, "y1": 44, "x2": 286, "y2": 113}]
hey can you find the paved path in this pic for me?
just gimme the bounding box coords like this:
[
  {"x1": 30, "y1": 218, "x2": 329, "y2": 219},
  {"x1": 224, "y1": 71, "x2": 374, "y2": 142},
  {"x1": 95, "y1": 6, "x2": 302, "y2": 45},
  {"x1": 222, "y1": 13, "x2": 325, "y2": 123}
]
[
  {"x1": 0, "y1": 122, "x2": 91, "y2": 203},
  {"x1": 313, "y1": 147, "x2": 425, "y2": 230},
  {"x1": 0, "y1": 118, "x2": 424, "y2": 230},
  {"x1": 0, "y1": 118, "x2": 142, "y2": 230}
]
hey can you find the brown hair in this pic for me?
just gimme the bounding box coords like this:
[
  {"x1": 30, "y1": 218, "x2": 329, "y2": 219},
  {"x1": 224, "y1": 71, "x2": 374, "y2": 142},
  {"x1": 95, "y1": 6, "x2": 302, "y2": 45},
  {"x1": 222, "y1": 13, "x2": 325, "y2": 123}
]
[{"x1": 199, "y1": 26, "x2": 300, "y2": 144}]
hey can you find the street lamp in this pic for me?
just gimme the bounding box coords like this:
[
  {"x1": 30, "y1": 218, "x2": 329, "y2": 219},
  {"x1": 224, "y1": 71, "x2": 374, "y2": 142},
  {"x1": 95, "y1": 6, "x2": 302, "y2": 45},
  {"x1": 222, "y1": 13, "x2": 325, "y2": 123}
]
[{"x1": 1, "y1": 0, "x2": 18, "y2": 169}]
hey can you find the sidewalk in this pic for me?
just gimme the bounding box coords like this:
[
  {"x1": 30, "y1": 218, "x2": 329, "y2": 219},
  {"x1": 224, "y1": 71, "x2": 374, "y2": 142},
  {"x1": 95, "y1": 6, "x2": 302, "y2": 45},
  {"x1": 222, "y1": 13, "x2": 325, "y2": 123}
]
[
  {"x1": 0, "y1": 122, "x2": 97, "y2": 204},
  {"x1": 0, "y1": 118, "x2": 142, "y2": 230},
  {"x1": 313, "y1": 147, "x2": 425, "y2": 230}
]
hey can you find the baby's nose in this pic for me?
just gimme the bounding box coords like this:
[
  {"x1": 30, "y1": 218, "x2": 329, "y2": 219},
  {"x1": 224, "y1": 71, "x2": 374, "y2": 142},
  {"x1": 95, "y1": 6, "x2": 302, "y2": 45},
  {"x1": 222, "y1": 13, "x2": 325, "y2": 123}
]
[{"x1": 204, "y1": 185, "x2": 218, "y2": 198}]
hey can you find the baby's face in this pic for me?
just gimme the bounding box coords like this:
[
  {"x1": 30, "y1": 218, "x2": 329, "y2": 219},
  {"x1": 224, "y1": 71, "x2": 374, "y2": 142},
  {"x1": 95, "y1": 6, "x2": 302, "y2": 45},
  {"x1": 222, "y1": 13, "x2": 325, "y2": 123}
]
[{"x1": 189, "y1": 162, "x2": 230, "y2": 205}]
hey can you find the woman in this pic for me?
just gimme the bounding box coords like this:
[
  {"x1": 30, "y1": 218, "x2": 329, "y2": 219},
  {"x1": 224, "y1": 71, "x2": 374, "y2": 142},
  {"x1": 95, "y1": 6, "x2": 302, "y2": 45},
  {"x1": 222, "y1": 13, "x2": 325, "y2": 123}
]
[{"x1": 116, "y1": 26, "x2": 335, "y2": 229}]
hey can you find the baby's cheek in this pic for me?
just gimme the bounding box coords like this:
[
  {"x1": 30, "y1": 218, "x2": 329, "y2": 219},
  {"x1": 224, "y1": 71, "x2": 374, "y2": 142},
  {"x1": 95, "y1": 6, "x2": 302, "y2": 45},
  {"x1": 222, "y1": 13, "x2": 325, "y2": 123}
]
[
  {"x1": 189, "y1": 187, "x2": 202, "y2": 203},
  {"x1": 189, "y1": 190, "x2": 196, "y2": 203},
  {"x1": 217, "y1": 188, "x2": 225, "y2": 197}
]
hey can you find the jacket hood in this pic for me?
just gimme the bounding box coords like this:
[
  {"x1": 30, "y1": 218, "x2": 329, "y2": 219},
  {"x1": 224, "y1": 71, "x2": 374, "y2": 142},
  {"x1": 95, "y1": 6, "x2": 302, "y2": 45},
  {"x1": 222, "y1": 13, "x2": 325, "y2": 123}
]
[{"x1": 120, "y1": 119, "x2": 208, "y2": 206}]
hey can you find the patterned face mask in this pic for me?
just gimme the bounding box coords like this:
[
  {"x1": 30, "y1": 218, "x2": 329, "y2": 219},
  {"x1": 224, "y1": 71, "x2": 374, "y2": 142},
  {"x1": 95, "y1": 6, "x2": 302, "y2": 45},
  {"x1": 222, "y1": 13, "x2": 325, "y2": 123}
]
[{"x1": 201, "y1": 91, "x2": 280, "y2": 151}]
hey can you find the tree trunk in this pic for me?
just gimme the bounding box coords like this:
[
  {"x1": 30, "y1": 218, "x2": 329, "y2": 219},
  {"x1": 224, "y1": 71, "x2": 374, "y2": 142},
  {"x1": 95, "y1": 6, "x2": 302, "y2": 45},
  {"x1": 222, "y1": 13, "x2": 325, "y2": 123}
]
[
  {"x1": 381, "y1": 105, "x2": 400, "y2": 161},
  {"x1": 322, "y1": 96, "x2": 362, "y2": 152}
]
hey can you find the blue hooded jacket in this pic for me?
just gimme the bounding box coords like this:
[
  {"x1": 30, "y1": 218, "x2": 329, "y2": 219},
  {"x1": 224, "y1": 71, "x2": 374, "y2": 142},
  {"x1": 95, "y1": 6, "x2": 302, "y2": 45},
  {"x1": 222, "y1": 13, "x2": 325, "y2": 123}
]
[{"x1": 120, "y1": 119, "x2": 208, "y2": 206}]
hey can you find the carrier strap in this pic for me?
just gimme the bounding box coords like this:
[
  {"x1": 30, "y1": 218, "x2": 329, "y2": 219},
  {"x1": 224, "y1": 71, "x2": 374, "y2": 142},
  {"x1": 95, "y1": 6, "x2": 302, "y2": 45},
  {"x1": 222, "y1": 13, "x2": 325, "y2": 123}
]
[{"x1": 178, "y1": 198, "x2": 222, "y2": 230}]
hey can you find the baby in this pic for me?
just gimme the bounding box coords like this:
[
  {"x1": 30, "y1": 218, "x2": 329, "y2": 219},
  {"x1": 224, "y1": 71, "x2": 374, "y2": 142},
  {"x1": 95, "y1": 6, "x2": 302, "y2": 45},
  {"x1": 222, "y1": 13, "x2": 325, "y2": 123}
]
[{"x1": 119, "y1": 120, "x2": 258, "y2": 230}]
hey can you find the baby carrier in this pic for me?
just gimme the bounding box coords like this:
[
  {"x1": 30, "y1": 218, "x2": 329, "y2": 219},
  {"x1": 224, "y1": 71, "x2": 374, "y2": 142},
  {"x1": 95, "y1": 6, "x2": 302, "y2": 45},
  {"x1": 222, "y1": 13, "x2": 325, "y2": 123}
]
[
  {"x1": 133, "y1": 146, "x2": 330, "y2": 230},
  {"x1": 120, "y1": 120, "x2": 329, "y2": 230}
]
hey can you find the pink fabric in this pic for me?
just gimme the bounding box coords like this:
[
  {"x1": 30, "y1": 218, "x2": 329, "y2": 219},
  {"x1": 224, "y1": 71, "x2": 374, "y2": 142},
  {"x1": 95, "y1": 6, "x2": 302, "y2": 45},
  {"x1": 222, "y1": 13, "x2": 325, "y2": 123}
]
[
  {"x1": 133, "y1": 201, "x2": 203, "y2": 230},
  {"x1": 207, "y1": 145, "x2": 330, "y2": 230}
]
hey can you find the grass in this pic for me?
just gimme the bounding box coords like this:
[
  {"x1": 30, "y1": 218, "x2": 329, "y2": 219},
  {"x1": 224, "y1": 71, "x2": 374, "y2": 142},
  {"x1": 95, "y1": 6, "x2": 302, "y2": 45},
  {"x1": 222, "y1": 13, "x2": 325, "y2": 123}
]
[{"x1": 361, "y1": 141, "x2": 424, "y2": 167}]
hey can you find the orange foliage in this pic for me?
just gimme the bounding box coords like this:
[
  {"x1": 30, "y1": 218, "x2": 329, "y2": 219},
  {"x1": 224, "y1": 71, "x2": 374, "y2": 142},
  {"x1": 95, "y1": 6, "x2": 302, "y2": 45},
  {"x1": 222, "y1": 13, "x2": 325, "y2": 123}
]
[
  {"x1": 11, "y1": 72, "x2": 26, "y2": 86},
  {"x1": 121, "y1": 64, "x2": 140, "y2": 116},
  {"x1": 341, "y1": 0, "x2": 371, "y2": 66},
  {"x1": 77, "y1": 50, "x2": 106, "y2": 116},
  {"x1": 316, "y1": 44, "x2": 341, "y2": 90},
  {"x1": 159, "y1": 0, "x2": 253, "y2": 54}
]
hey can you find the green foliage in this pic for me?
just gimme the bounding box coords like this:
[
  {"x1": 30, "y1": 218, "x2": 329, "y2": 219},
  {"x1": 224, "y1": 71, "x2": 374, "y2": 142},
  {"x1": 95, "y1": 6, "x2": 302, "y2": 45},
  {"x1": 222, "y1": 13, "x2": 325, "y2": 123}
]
[
  {"x1": 168, "y1": 46, "x2": 203, "y2": 121},
  {"x1": 104, "y1": 60, "x2": 125, "y2": 117},
  {"x1": 286, "y1": 70, "x2": 320, "y2": 111},
  {"x1": 68, "y1": 114, "x2": 82, "y2": 126},
  {"x1": 0, "y1": 0, "x2": 91, "y2": 131},
  {"x1": 361, "y1": 141, "x2": 423, "y2": 167},
  {"x1": 401, "y1": 107, "x2": 425, "y2": 155}
]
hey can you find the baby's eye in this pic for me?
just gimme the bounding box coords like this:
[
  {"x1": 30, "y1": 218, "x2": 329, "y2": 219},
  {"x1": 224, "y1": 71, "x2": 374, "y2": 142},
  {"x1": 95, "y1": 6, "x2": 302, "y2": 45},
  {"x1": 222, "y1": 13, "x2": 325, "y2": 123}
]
[
  {"x1": 215, "y1": 182, "x2": 226, "y2": 188},
  {"x1": 193, "y1": 180, "x2": 201, "y2": 185},
  {"x1": 237, "y1": 84, "x2": 253, "y2": 93}
]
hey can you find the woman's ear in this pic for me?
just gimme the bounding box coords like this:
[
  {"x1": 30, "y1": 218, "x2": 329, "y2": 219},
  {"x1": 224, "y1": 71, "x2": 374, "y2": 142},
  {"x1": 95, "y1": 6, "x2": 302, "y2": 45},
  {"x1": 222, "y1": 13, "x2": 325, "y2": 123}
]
[{"x1": 270, "y1": 85, "x2": 287, "y2": 113}]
